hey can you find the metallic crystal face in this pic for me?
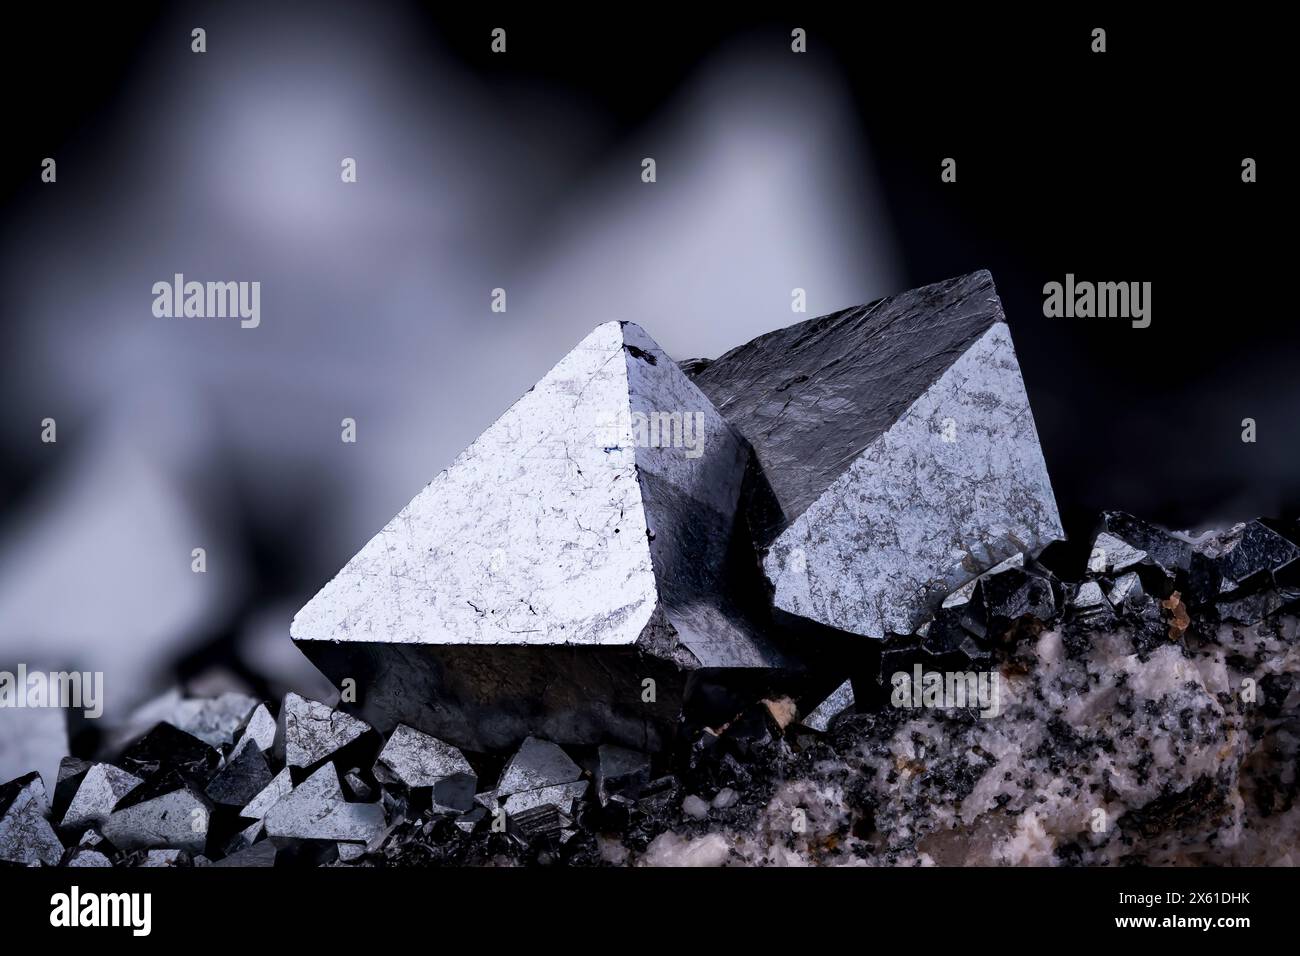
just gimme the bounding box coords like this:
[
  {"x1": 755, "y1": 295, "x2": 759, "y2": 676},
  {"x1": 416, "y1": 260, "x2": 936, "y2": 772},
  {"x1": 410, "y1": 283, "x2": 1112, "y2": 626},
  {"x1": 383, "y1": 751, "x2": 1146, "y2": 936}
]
[
  {"x1": 690, "y1": 272, "x2": 1015, "y2": 547},
  {"x1": 264, "y1": 764, "x2": 385, "y2": 844},
  {"x1": 204, "y1": 745, "x2": 274, "y2": 808},
  {"x1": 102, "y1": 778, "x2": 211, "y2": 854},
  {"x1": 276, "y1": 692, "x2": 372, "y2": 769},
  {"x1": 292, "y1": 321, "x2": 777, "y2": 668},
  {"x1": 766, "y1": 323, "x2": 1062, "y2": 637},
  {"x1": 229, "y1": 703, "x2": 276, "y2": 761},
  {"x1": 291, "y1": 322, "x2": 792, "y2": 751},
  {"x1": 376, "y1": 725, "x2": 474, "y2": 790},
  {"x1": 801, "y1": 679, "x2": 854, "y2": 732},
  {"x1": 242, "y1": 768, "x2": 292, "y2": 821},
  {"x1": 61, "y1": 763, "x2": 143, "y2": 830},
  {"x1": 497, "y1": 737, "x2": 581, "y2": 796},
  {"x1": 292, "y1": 322, "x2": 658, "y2": 651},
  {"x1": 690, "y1": 273, "x2": 1063, "y2": 638},
  {"x1": 0, "y1": 772, "x2": 64, "y2": 866}
]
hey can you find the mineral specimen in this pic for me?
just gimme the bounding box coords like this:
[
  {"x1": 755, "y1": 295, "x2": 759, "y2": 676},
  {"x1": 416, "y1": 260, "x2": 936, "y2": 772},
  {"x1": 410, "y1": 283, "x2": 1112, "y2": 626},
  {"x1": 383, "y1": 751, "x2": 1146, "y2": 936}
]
[
  {"x1": 117, "y1": 722, "x2": 220, "y2": 781},
  {"x1": 292, "y1": 321, "x2": 792, "y2": 752},
  {"x1": 212, "y1": 841, "x2": 277, "y2": 867},
  {"x1": 204, "y1": 744, "x2": 274, "y2": 808},
  {"x1": 0, "y1": 772, "x2": 64, "y2": 866},
  {"x1": 498, "y1": 737, "x2": 581, "y2": 795},
  {"x1": 594, "y1": 745, "x2": 652, "y2": 806},
  {"x1": 142, "y1": 848, "x2": 186, "y2": 867},
  {"x1": 238, "y1": 767, "x2": 292, "y2": 846},
  {"x1": 66, "y1": 848, "x2": 112, "y2": 867},
  {"x1": 101, "y1": 771, "x2": 212, "y2": 854},
  {"x1": 165, "y1": 692, "x2": 259, "y2": 748},
  {"x1": 52, "y1": 756, "x2": 92, "y2": 821},
  {"x1": 800, "y1": 679, "x2": 854, "y2": 732},
  {"x1": 375, "y1": 725, "x2": 474, "y2": 790},
  {"x1": 275, "y1": 693, "x2": 374, "y2": 770},
  {"x1": 686, "y1": 271, "x2": 1063, "y2": 638},
  {"x1": 229, "y1": 703, "x2": 276, "y2": 760},
  {"x1": 264, "y1": 764, "x2": 385, "y2": 843},
  {"x1": 61, "y1": 763, "x2": 143, "y2": 829},
  {"x1": 375, "y1": 724, "x2": 476, "y2": 814}
]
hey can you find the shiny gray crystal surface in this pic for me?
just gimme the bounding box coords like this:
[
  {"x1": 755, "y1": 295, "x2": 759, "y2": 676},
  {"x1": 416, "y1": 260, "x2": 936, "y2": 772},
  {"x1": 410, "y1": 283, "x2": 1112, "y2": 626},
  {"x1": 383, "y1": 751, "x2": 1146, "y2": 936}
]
[
  {"x1": 276, "y1": 693, "x2": 371, "y2": 769},
  {"x1": 61, "y1": 763, "x2": 143, "y2": 830},
  {"x1": 801, "y1": 679, "x2": 855, "y2": 732},
  {"x1": 230, "y1": 703, "x2": 277, "y2": 760},
  {"x1": 375, "y1": 725, "x2": 474, "y2": 789},
  {"x1": 101, "y1": 776, "x2": 210, "y2": 854},
  {"x1": 166, "y1": 693, "x2": 259, "y2": 748},
  {"x1": 292, "y1": 322, "x2": 791, "y2": 751},
  {"x1": 0, "y1": 772, "x2": 64, "y2": 866},
  {"x1": 264, "y1": 763, "x2": 385, "y2": 843},
  {"x1": 242, "y1": 767, "x2": 292, "y2": 821},
  {"x1": 688, "y1": 271, "x2": 1063, "y2": 638}
]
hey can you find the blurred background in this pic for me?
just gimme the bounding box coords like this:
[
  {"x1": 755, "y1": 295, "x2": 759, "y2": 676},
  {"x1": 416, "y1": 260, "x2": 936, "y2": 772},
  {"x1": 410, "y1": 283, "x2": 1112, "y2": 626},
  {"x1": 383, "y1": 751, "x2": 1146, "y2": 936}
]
[{"x1": 0, "y1": 4, "x2": 1291, "y2": 785}]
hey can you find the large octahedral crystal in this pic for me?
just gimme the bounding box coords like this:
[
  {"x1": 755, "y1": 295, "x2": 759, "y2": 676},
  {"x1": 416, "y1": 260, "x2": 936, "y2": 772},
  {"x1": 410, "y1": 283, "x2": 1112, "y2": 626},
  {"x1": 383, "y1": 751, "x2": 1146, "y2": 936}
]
[
  {"x1": 292, "y1": 321, "x2": 790, "y2": 752},
  {"x1": 686, "y1": 271, "x2": 1063, "y2": 638}
]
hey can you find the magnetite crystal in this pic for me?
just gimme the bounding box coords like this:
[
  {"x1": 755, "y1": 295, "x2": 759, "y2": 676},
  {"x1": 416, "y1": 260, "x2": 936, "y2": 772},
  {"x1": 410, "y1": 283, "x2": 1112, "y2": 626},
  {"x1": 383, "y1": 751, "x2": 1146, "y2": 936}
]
[
  {"x1": 687, "y1": 271, "x2": 1063, "y2": 638},
  {"x1": 292, "y1": 321, "x2": 792, "y2": 752}
]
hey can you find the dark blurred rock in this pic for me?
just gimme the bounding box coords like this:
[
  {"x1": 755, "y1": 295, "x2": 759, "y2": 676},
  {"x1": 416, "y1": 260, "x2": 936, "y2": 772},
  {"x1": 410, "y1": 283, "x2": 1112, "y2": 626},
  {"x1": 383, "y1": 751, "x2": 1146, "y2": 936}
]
[
  {"x1": 595, "y1": 745, "x2": 652, "y2": 806},
  {"x1": 117, "y1": 723, "x2": 220, "y2": 782},
  {"x1": 212, "y1": 840, "x2": 277, "y2": 867}
]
